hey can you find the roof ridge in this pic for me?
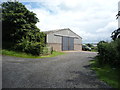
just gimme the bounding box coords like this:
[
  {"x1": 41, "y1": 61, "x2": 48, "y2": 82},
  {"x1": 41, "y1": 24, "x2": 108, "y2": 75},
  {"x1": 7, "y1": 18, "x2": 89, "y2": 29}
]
[
  {"x1": 42, "y1": 28, "x2": 70, "y2": 33},
  {"x1": 42, "y1": 28, "x2": 82, "y2": 39},
  {"x1": 47, "y1": 28, "x2": 70, "y2": 31}
]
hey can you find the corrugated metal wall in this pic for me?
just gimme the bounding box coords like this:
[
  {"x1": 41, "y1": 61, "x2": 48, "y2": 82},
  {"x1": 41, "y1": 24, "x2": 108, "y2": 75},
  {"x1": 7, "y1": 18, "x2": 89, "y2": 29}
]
[
  {"x1": 47, "y1": 29, "x2": 82, "y2": 44},
  {"x1": 47, "y1": 33, "x2": 62, "y2": 43}
]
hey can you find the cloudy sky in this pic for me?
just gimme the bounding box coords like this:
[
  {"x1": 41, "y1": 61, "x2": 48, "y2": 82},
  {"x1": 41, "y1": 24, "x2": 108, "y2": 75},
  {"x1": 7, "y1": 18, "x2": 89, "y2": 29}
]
[{"x1": 20, "y1": 0, "x2": 119, "y2": 43}]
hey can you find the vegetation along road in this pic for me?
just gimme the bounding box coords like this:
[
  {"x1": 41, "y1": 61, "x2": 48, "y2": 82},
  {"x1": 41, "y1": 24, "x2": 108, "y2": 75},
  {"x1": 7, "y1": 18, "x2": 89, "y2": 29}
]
[{"x1": 3, "y1": 52, "x2": 111, "y2": 88}]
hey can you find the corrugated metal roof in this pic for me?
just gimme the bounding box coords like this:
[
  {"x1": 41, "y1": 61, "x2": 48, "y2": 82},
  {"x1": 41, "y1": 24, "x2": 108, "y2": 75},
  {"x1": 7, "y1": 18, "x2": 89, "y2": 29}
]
[
  {"x1": 42, "y1": 28, "x2": 69, "y2": 34},
  {"x1": 42, "y1": 28, "x2": 82, "y2": 39}
]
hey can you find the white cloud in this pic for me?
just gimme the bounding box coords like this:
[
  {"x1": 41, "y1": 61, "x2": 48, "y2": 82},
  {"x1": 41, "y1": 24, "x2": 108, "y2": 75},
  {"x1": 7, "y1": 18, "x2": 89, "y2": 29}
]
[
  {"x1": 96, "y1": 21, "x2": 117, "y2": 33},
  {"x1": 22, "y1": 0, "x2": 119, "y2": 43}
]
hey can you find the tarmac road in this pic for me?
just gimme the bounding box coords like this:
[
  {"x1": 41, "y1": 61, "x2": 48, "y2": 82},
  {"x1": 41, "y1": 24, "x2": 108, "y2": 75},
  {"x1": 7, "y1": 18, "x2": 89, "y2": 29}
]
[{"x1": 2, "y1": 51, "x2": 111, "y2": 88}]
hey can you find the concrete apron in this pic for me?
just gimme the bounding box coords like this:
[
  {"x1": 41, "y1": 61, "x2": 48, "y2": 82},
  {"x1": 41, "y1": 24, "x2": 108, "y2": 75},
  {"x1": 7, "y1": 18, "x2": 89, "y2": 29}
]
[
  {"x1": 61, "y1": 51, "x2": 97, "y2": 53},
  {"x1": 61, "y1": 50, "x2": 82, "y2": 53}
]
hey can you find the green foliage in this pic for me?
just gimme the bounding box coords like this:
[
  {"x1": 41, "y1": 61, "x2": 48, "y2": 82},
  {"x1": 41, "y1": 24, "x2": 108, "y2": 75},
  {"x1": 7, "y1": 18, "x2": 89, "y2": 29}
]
[
  {"x1": 116, "y1": 11, "x2": 120, "y2": 19},
  {"x1": 86, "y1": 43, "x2": 93, "y2": 47},
  {"x1": 111, "y1": 28, "x2": 120, "y2": 40},
  {"x1": 42, "y1": 46, "x2": 53, "y2": 55},
  {"x1": 91, "y1": 46, "x2": 98, "y2": 52},
  {"x1": 2, "y1": 2, "x2": 38, "y2": 42},
  {"x1": 24, "y1": 42, "x2": 43, "y2": 56},
  {"x1": 90, "y1": 60, "x2": 119, "y2": 88},
  {"x1": 2, "y1": 1, "x2": 45, "y2": 55},
  {"x1": 97, "y1": 39, "x2": 120, "y2": 67},
  {"x1": 15, "y1": 41, "x2": 43, "y2": 56},
  {"x1": 112, "y1": 11, "x2": 120, "y2": 40},
  {"x1": 1, "y1": 49, "x2": 64, "y2": 58},
  {"x1": 42, "y1": 47, "x2": 49, "y2": 55}
]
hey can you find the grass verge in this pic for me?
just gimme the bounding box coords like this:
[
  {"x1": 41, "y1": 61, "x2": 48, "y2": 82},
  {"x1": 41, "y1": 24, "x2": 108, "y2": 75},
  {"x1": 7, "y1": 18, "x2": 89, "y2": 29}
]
[
  {"x1": 91, "y1": 50, "x2": 98, "y2": 52},
  {"x1": 90, "y1": 59, "x2": 119, "y2": 89},
  {"x1": 1, "y1": 49, "x2": 65, "y2": 58}
]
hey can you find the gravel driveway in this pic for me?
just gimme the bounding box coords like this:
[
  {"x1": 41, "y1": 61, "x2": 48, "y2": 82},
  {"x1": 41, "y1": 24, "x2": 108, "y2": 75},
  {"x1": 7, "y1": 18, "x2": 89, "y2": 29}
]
[{"x1": 2, "y1": 51, "x2": 111, "y2": 88}]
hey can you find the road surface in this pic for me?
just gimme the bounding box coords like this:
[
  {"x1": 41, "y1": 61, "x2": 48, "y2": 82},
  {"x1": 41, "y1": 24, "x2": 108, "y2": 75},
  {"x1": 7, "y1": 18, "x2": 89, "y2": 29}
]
[{"x1": 2, "y1": 51, "x2": 111, "y2": 88}]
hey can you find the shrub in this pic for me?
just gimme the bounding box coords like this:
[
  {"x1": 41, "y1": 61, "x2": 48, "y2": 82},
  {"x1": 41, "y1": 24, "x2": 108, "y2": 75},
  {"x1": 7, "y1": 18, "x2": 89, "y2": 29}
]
[
  {"x1": 42, "y1": 46, "x2": 53, "y2": 55},
  {"x1": 24, "y1": 42, "x2": 43, "y2": 56},
  {"x1": 86, "y1": 43, "x2": 93, "y2": 47},
  {"x1": 97, "y1": 39, "x2": 120, "y2": 68},
  {"x1": 14, "y1": 41, "x2": 44, "y2": 56},
  {"x1": 91, "y1": 46, "x2": 98, "y2": 51}
]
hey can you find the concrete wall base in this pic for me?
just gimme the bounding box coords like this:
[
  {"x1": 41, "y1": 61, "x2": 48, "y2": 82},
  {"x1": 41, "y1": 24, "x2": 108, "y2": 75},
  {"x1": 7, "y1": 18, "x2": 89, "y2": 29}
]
[
  {"x1": 47, "y1": 43, "x2": 61, "y2": 51},
  {"x1": 47, "y1": 43, "x2": 82, "y2": 51},
  {"x1": 74, "y1": 44, "x2": 82, "y2": 51}
]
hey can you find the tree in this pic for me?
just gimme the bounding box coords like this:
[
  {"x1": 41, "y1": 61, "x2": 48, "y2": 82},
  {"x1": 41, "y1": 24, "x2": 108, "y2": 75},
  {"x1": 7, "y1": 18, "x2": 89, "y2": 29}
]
[
  {"x1": 116, "y1": 11, "x2": 120, "y2": 19},
  {"x1": 2, "y1": 1, "x2": 45, "y2": 55},
  {"x1": 111, "y1": 11, "x2": 120, "y2": 40},
  {"x1": 2, "y1": 1, "x2": 38, "y2": 42},
  {"x1": 111, "y1": 28, "x2": 120, "y2": 40},
  {"x1": 86, "y1": 43, "x2": 93, "y2": 47}
]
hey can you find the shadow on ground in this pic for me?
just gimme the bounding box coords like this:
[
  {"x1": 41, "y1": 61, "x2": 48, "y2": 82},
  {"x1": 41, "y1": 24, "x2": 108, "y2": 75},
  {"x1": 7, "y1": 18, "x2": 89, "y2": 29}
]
[{"x1": 66, "y1": 63, "x2": 111, "y2": 88}]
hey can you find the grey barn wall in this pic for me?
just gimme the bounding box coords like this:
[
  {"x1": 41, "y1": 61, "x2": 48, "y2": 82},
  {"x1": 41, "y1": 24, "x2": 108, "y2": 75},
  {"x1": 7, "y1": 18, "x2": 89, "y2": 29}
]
[
  {"x1": 47, "y1": 29, "x2": 82, "y2": 44},
  {"x1": 46, "y1": 29, "x2": 82, "y2": 51},
  {"x1": 47, "y1": 33, "x2": 62, "y2": 43}
]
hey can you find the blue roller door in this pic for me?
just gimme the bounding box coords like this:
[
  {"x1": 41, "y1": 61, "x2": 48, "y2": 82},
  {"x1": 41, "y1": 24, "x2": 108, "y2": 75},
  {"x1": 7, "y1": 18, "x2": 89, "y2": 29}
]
[{"x1": 62, "y1": 37, "x2": 74, "y2": 51}]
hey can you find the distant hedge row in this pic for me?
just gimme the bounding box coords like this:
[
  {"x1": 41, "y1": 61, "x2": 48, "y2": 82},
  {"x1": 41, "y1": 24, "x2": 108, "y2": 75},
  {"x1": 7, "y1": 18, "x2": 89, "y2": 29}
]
[{"x1": 97, "y1": 39, "x2": 120, "y2": 68}]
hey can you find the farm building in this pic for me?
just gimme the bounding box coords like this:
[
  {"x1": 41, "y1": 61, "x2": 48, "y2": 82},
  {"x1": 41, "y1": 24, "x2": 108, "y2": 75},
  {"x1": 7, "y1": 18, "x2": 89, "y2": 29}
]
[{"x1": 43, "y1": 28, "x2": 82, "y2": 51}]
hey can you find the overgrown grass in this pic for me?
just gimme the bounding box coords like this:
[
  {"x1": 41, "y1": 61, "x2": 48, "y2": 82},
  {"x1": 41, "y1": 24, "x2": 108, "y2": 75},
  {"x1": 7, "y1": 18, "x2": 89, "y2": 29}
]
[
  {"x1": 90, "y1": 59, "x2": 119, "y2": 89},
  {"x1": 1, "y1": 49, "x2": 65, "y2": 58},
  {"x1": 91, "y1": 47, "x2": 98, "y2": 52},
  {"x1": 91, "y1": 50, "x2": 98, "y2": 52}
]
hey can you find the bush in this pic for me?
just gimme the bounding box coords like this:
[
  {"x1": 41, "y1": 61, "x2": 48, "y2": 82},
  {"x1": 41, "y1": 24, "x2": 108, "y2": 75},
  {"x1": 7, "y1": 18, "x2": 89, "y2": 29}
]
[
  {"x1": 14, "y1": 41, "x2": 44, "y2": 56},
  {"x1": 91, "y1": 46, "x2": 98, "y2": 51},
  {"x1": 25, "y1": 42, "x2": 43, "y2": 56},
  {"x1": 86, "y1": 43, "x2": 93, "y2": 47},
  {"x1": 97, "y1": 39, "x2": 120, "y2": 68},
  {"x1": 42, "y1": 46, "x2": 53, "y2": 55}
]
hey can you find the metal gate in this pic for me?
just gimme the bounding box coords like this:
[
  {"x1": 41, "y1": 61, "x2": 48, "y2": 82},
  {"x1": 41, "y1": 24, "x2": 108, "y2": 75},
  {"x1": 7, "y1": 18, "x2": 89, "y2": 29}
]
[{"x1": 62, "y1": 37, "x2": 74, "y2": 51}]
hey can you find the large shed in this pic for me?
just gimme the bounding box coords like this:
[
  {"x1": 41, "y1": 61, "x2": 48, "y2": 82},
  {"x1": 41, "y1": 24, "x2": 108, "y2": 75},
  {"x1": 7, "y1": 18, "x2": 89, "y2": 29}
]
[{"x1": 43, "y1": 28, "x2": 82, "y2": 51}]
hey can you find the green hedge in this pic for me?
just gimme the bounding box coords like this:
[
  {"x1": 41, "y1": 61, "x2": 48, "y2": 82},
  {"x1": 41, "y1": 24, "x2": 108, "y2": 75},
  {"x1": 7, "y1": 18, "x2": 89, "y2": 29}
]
[
  {"x1": 42, "y1": 46, "x2": 53, "y2": 55},
  {"x1": 97, "y1": 39, "x2": 120, "y2": 67},
  {"x1": 14, "y1": 41, "x2": 44, "y2": 56}
]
